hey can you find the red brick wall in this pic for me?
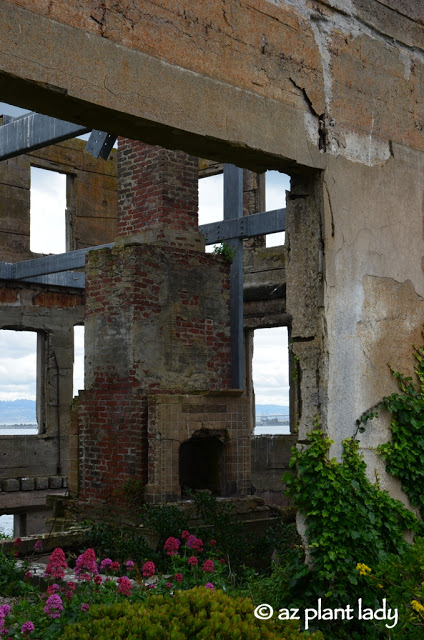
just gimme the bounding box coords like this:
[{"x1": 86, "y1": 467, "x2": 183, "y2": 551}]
[{"x1": 117, "y1": 139, "x2": 198, "y2": 237}]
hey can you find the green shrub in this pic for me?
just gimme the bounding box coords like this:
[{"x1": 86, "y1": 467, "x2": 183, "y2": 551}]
[
  {"x1": 0, "y1": 542, "x2": 25, "y2": 596},
  {"x1": 361, "y1": 537, "x2": 424, "y2": 639},
  {"x1": 58, "y1": 587, "x2": 325, "y2": 640},
  {"x1": 83, "y1": 521, "x2": 157, "y2": 567}
]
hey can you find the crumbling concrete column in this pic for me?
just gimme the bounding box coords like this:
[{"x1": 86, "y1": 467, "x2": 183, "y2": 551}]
[{"x1": 285, "y1": 174, "x2": 325, "y2": 437}]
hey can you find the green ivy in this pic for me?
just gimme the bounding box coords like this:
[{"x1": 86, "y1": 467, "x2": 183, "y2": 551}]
[
  {"x1": 283, "y1": 422, "x2": 423, "y2": 604},
  {"x1": 213, "y1": 241, "x2": 237, "y2": 262},
  {"x1": 357, "y1": 332, "x2": 424, "y2": 518}
]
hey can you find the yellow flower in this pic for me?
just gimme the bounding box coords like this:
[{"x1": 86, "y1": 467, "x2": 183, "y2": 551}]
[
  {"x1": 356, "y1": 563, "x2": 372, "y2": 576},
  {"x1": 411, "y1": 600, "x2": 424, "y2": 615}
]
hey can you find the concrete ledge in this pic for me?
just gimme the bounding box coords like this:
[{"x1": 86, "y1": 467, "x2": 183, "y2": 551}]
[{"x1": 0, "y1": 489, "x2": 67, "y2": 511}]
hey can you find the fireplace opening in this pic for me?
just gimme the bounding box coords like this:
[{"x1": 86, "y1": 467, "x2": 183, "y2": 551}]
[{"x1": 179, "y1": 430, "x2": 226, "y2": 496}]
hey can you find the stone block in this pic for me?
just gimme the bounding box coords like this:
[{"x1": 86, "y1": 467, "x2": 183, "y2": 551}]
[
  {"x1": 35, "y1": 477, "x2": 49, "y2": 490},
  {"x1": 48, "y1": 476, "x2": 63, "y2": 489},
  {"x1": 20, "y1": 477, "x2": 35, "y2": 491},
  {"x1": 2, "y1": 478, "x2": 20, "y2": 492}
]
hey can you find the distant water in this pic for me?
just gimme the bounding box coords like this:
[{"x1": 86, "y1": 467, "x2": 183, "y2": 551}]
[
  {"x1": 254, "y1": 425, "x2": 290, "y2": 435},
  {"x1": 0, "y1": 424, "x2": 38, "y2": 435}
]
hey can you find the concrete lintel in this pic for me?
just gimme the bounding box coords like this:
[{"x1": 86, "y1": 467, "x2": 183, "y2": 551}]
[{"x1": 0, "y1": 2, "x2": 326, "y2": 173}]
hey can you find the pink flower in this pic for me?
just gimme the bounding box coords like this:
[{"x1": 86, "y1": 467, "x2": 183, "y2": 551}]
[
  {"x1": 117, "y1": 576, "x2": 132, "y2": 596},
  {"x1": 64, "y1": 591, "x2": 73, "y2": 600},
  {"x1": 24, "y1": 571, "x2": 33, "y2": 579},
  {"x1": 205, "y1": 582, "x2": 214, "y2": 589},
  {"x1": 94, "y1": 575, "x2": 102, "y2": 585},
  {"x1": 67, "y1": 581, "x2": 76, "y2": 591},
  {"x1": 188, "y1": 556, "x2": 198, "y2": 566},
  {"x1": 164, "y1": 537, "x2": 180, "y2": 556},
  {"x1": 33, "y1": 540, "x2": 43, "y2": 552},
  {"x1": 148, "y1": 584, "x2": 156, "y2": 590},
  {"x1": 209, "y1": 539, "x2": 217, "y2": 546},
  {"x1": 220, "y1": 558, "x2": 226, "y2": 564},
  {"x1": 46, "y1": 584, "x2": 60, "y2": 595},
  {"x1": 111, "y1": 561, "x2": 120, "y2": 572},
  {"x1": 142, "y1": 561, "x2": 155, "y2": 578},
  {"x1": 21, "y1": 621, "x2": 34, "y2": 634},
  {"x1": 43, "y1": 594, "x2": 63, "y2": 619},
  {"x1": 0, "y1": 606, "x2": 10, "y2": 617},
  {"x1": 181, "y1": 530, "x2": 190, "y2": 539},
  {"x1": 43, "y1": 548, "x2": 68, "y2": 580},
  {"x1": 174, "y1": 573, "x2": 183, "y2": 583},
  {"x1": 80, "y1": 604, "x2": 89, "y2": 612},
  {"x1": 13, "y1": 537, "x2": 22, "y2": 548},
  {"x1": 99, "y1": 558, "x2": 113, "y2": 571},
  {"x1": 186, "y1": 535, "x2": 203, "y2": 552},
  {"x1": 125, "y1": 560, "x2": 135, "y2": 570},
  {"x1": 202, "y1": 560, "x2": 215, "y2": 573},
  {"x1": 75, "y1": 548, "x2": 98, "y2": 580},
  {"x1": 165, "y1": 582, "x2": 172, "y2": 589}
]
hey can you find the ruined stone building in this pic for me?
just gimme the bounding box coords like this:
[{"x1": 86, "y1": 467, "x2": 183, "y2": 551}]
[{"x1": 0, "y1": 0, "x2": 423, "y2": 533}]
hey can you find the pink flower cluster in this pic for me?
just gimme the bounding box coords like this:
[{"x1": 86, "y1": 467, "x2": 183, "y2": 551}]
[
  {"x1": 0, "y1": 605, "x2": 10, "y2": 635},
  {"x1": 21, "y1": 621, "x2": 35, "y2": 635},
  {"x1": 33, "y1": 539, "x2": 43, "y2": 553},
  {"x1": 43, "y1": 548, "x2": 68, "y2": 580},
  {"x1": 75, "y1": 548, "x2": 98, "y2": 581},
  {"x1": 99, "y1": 558, "x2": 120, "y2": 572},
  {"x1": 202, "y1": 559, "x2": 215, "y2": 573},
  {"x1": 43, "y1": 594, "x2": 64, "y2": 619},
  {"x1": 164, "y1": 536, "x2": 181, "y2": 556},
  {"x1": 186, "y1": 535, "x2": 203, "y2": 552},
  {"x1": 142, "y1": 561, "x2": 156, "y2": 577},
  {"x1": 117, "y1": 576, "x2": 132, "y2": 596}
]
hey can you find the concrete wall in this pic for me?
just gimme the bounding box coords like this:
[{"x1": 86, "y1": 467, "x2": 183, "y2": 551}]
[
  {"x1": 0, "y1": 137, "x2": 117, "y2": 261},
  {"x1": 0, "y1": 0, "x2": 423, "y2": 510}
]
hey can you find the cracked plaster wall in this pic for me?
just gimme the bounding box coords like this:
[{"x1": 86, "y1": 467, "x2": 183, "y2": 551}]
[{"x1": 323, "y1": 146, "x2": 424, "y2": 500}]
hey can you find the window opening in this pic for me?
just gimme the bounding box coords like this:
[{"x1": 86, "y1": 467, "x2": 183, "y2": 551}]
[
  {"x1": 30, "y1": 167, "x2": 67, "y2": 254},
  {"x1": 0, "y1": 330, "x2": 38, "y2": 434},
  {"x1": 73, "y1": 325, "x2": 85, "y2": 397},
  {"x1": 198, "y1": 173, "x2": 223, "y2": 253},
  {"x1": 0, "y1": 514, "x2": 14, "y2": 538},
  {"x1": 265, "y1": 171, "x2": 289, "y2": 247},
  {"x1": 253, "y1": 327, "x2": 290, "y2": 434}
]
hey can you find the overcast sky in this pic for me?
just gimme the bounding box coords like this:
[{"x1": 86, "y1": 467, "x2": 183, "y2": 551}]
[{"x1": 0, "y1": 102, "x2": 290, "y2": 408}]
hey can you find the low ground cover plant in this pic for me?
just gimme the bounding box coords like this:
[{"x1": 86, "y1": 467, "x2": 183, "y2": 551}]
[{"x1": 57, "y1": 587, "x2": 325, "y2": 640}]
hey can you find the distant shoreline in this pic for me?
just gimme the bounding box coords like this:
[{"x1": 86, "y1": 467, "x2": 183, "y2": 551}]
[{"x1": 0, "y1": 423, "x2": 37, "y2": 428}]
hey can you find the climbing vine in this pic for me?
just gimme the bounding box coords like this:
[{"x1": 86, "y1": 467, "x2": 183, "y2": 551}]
[
  {"x1": 283, "y1": 423, "x2": 423, "y2": 604},
  {"x1": 357, "y1": 331, "x2": 424, "y2": 518}
]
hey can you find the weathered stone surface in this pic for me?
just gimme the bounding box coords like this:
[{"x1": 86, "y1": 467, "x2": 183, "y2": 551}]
[
  {"x1": 35, "y1": 477, "x2": 49, "y2": 491},
  {"x1": 48, "y1": 477, "x2": 63, "y2": 490},
  {"x1": 20, "y1": 477, "x2": 35, "y2": 491},
  {"x1": 2, "y1": 479, "x2": 19, "y2": 492}
]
